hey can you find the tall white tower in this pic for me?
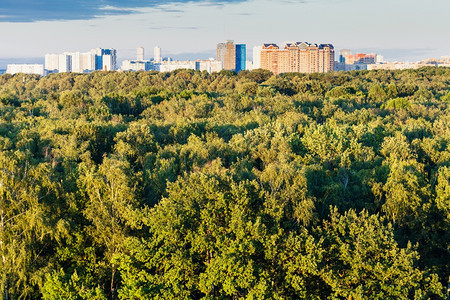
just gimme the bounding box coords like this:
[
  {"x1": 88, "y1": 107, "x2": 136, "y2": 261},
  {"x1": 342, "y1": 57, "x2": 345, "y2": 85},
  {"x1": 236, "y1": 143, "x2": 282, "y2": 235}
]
[
  {"x1": 58, "y1": 53, "x2": 72, "y2": 72},
  {"x1": 253, "y1": 46, "x2": 262, "y2": 69},
  {"x1": 154, "y1": 46, "x2": 161, "y2": 63},
  {"x1": 137, "y1": 47, "x2": 144, "y2": 61}
]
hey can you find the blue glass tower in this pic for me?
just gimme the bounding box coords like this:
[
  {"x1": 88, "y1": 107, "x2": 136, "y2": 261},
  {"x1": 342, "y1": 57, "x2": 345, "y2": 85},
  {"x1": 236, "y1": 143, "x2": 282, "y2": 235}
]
[
  {"x1": 235, "y1": 44, "x2": 246, "y2": 73},
  {"x1": 95, "y1": 55, "x2": 103, "y2": 70}
]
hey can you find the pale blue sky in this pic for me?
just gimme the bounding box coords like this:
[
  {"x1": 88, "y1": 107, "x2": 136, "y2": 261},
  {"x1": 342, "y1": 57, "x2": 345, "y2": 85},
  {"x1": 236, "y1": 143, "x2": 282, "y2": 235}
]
[{"x1": 0, "y1": 0, "x2": 449, "y2": 67}]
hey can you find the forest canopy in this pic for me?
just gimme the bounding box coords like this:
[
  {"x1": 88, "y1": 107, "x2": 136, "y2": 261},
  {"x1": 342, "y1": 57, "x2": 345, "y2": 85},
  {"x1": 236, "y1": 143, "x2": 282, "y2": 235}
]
[{"x1": 0, "y1": 67, "x2": 449, "y2": 299}]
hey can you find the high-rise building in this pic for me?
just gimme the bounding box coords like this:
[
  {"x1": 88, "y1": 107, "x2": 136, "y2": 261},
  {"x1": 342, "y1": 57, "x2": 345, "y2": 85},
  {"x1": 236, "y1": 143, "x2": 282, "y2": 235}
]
[
  {"x1": 217, "y1": 40, "x2": 247, "y2": 72},
  {"x1": 137, "y1": 47, "x2": 144, "y2": 61},
  {"x1": 71, "y1": 52, "x2": 95, "y2": 73},
  {"x1": 102, "y1": 54, "x2": 113, "y2": 71},
  {"x1": 217, "y1": 40, "x2": 236, "y2": 71},
  {"x1": 45, "y1": 48, "x2": 116, "y2": 73},
  {"x1": 45, "y1": 54, "x2": 59, "y2": 73},
  {"x1": 58, "y1": 53, "x2": 72, "y2": 73},
  {"x1": 235, "y1": 44, "x2": 246, "y2": 72},
  {"x1": 258, "y1": 42, "x2": 334, "y2": 75},
  {"x1": 307, "y1": 43, "x2": 319, "y2": 73},
  {"x1": 253, "y1": 46, "x2": 262, "y2": 69},
  {"x1": 154, "y1": 46, "x2": 161, "y2": 63},
  {"x1": 102, "y1": 49, "x2": 117, "y2": 71},
  {"x1": 319, "y1": 44, "x2": 335, "y2": 73},
  {"x1": 91, "y1": 48, "x2": 104, "y2": 70},
  {"x1": 91, "y1": 48, "x2": 117, "y2": 70},
  {"x1": 298, "y1": 42, "x2": 310, "y2": 73},
  {"x1": 260, "y1": 43, "x2": 287, "y2": 75},
  {"x1": 80, "y1": 52, "x2": 96, "y2": 71},
  {"x1": 71, "y1": 52, "x2": 82, "y2": 73}
]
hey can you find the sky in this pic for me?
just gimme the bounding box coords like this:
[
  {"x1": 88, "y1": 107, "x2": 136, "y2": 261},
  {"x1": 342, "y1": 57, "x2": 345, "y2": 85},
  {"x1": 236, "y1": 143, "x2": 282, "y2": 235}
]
[{"x1": 0, "y1": 0, "x2": 449, "y2": 68}]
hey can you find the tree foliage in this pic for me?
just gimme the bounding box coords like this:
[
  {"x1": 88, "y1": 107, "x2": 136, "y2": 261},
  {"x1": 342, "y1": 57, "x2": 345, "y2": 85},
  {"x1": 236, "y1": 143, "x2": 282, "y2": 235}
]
[{"x1": 0, "y1": 67, "x2": 448, "y2": 299}]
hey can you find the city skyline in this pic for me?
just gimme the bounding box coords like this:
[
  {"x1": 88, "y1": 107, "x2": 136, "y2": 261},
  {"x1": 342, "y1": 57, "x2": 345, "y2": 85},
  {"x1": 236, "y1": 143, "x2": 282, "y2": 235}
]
[
  {"x1": 8, "y1": 42, "x2": 449, "y2": 77},
  {"x1": 1, "y1": 0, "x2": 449, "y2": 69}
]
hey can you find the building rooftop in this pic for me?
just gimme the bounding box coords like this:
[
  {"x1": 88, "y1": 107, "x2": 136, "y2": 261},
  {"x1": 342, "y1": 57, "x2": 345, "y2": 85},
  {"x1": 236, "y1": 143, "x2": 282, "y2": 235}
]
[
  {"x1": 263, "y1": 43, "x2": 279, "y2": 48},
  {"x1": 319, "y1": 44, "x2": 334, "y2": 49}
]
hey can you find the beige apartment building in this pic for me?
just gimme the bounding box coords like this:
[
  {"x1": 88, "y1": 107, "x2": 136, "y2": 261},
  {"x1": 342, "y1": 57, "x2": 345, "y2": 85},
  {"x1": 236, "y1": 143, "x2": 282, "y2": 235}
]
[
  {"x1": 260, "y1": 43, "x2": 288, "y2": 74},
  {"x1": 260, "y1": 42, "x2": 335, "y2": 75}
]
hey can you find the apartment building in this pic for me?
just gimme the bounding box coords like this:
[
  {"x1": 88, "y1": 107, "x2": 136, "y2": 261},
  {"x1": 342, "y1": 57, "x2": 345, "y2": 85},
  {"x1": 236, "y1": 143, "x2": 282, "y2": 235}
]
[{"x1": 259, "y1": 42, "x2": 335, "y2": 75}]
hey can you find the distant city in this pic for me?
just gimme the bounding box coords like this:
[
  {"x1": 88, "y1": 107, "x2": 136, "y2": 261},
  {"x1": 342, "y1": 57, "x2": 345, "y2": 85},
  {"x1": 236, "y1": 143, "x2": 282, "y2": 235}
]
[{"x1": 2, "y1": 40, "x2": 450, "y2": 76}]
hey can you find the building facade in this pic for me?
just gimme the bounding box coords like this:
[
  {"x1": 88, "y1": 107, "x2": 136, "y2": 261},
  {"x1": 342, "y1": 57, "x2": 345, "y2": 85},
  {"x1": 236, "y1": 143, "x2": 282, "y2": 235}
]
[
  {"x1": 319, "y1": 44, "x2": 335, "y2": 73},
  {"x1": 102, "y1": 54, "x2": 113, "y2": 71},
  {"x1": 235, "y1": 44, "x2": 246, "y2": 72},
  {"x1": 6, "y1": 64, "x2": 44, "y2": 76},
  {"x1": 121, "y1": 60, "x2": 153, "y2": 72},
  {"x1": 342, "y1": 53, "x2": 376, "y2": 65},
  {"x1": 137, "y1": 47, "x2": 144, "y2": 61},
  {"x1": 260, "y1": 43, "x2": 287, "y2": 74},
  {"x1": 367, "y1": 62, "x2": 431, "y2": 70},
  {"x1": 90, "y1": 48, "x2": 117, "y2": 71},
  {"x1": 58, "y1": 53, "x2": 72, "y2": 73},
  {"x1": 45, "y1": 48, "x2": 117, "y2": 73},
  {"x1": 154, "y1": 46, "x2": 162, "y2": 63},
  {"x1": 121, "y1": 47, "x2": 153, "y2": 71},
  {"x1": 217, "y1": 40, "x2": 236, "y2": 71},
  {"x1": 259, "y1": 42, "x2": 334, "y2": 75},
  {"x1": 253, "y1": 46, "x2": 262, "y2": 69},
  {"x1": 44, "y1": 54, "x2": 59, "y2": 73},
  {"x1": 195, "y1": 59, "x2": 223, "y2": 73},
  {"x1": 156, "y1": 60, "x2": 196, "y2": 72},
  {"x1": 101, "y1": 49, "x2": 117, "y2": 71},
  {"x1": 217, "y1": 40, "x2": 247, "y2": 72},
  {"x1": 148, "y1": 59, "x2": 223, "y2": 73},
  {"x1": 336, "y1": 49, "x2": 380, "y2": 71},
  {"x1": 71, "y1": 52, "x2": 95, "y2": 73}
]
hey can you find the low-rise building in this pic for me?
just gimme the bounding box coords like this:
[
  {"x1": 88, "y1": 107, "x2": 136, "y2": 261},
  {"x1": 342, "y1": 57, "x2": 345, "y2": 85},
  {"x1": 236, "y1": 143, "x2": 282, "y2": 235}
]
[
  {"x1": 6, "y1": 64, "x2": 44, "y2": 76},
  {"x1": 121, "y1": 60, "x2": 154, "y2": 71},
  {"x1": 156, "y1": 60, "x2": 196, "y2": 72},
  {"x1": 367, "y1": 62, "x2": 431, "y2": 70},
  {"x1": 336, "y1": 49, "x2": 379, "y2": 71},
  {"x1": 121, "y1": 57, "x2": 223, "y2": 74},
  {"x1": 195, "y1": 59, "x2": 223, "y2": 73}
]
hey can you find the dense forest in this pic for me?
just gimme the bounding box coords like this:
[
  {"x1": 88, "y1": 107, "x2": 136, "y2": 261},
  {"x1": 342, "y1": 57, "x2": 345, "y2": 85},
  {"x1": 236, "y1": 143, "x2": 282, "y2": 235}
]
[{"x1": 0, "y1": 67, "x2": 449, "y2": 299}]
